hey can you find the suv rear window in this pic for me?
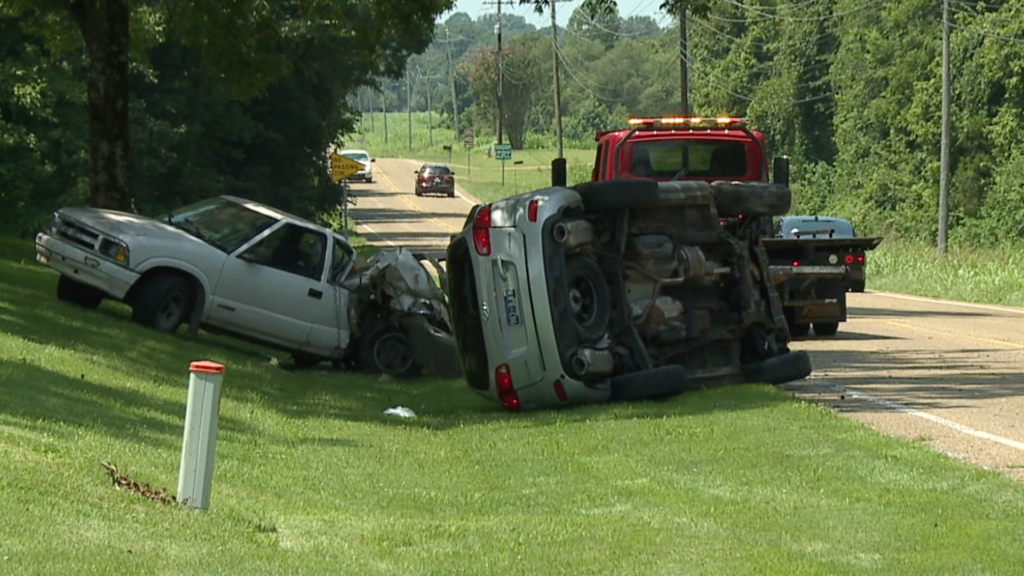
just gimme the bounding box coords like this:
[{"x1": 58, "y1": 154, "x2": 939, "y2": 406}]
[
  {"x1": 425, "y1": 166, "x2": 451, "y2": 175},
  {"x1": 631, "y1": 141, "x2": 747, "y2": 178}
]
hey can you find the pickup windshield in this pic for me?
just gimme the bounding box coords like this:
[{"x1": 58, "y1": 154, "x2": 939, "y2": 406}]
[{"x1": 163, "y1": 197, "x2": 277, "y2": 253}]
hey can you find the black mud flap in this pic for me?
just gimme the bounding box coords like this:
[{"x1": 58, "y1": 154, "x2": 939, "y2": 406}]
[
  {"x1": 608, "y1": 365, "x2": 695, "y2": 402},
  {"x1": 399, "y1": 315, "x2": 464, "y2": 379},
  {"x1": 743, "y1": 351, "x2": 812, "y2": 385}
]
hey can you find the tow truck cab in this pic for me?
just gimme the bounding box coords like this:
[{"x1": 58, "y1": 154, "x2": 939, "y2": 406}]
[{"x1": 591, "y1": 116, "x2": 789, "y2": 186}]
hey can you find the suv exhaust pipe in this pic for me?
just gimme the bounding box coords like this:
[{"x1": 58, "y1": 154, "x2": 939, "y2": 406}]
[{"x1": 553, "y1": 220, "x2": 594, "y2": 250}]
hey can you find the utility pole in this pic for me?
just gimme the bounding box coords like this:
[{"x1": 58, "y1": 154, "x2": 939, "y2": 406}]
[
  {"x1": 552, "y1": 0, "x2": 563, "y2": 158},
  {"x1": 381, "y1": 88, "x2": 389, "y2": 144},
  {"x1": 406, "y1": 66, "x2": 413, "y2": 150},
  {"x1": 444, "y1": 27, "x2": 460, "y2": 139},
  {"x1": 679, "y1": 6, "x2": 689, "y2": 115},
  {"x1": 368, "y1": 87, "x2": 375, "y2": 132},
  {"x1": 496, "y1": 0, "x2": 504, "y2": 144},
  {"x1": 425, "y1": 75, "x2": 435, "y2": 147},
  {"x1": 939, "y1": 0, "x2": 951, "y2": 254}
]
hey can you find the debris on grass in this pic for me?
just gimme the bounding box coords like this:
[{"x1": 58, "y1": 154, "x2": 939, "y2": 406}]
[{"x1": 99, "y1": 460, "x2": 179, "y2": 506}]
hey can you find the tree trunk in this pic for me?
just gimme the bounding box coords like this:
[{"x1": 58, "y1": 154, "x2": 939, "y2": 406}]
[{"x1": 68, "y1": 0, "x2": 132, "y2": 211}]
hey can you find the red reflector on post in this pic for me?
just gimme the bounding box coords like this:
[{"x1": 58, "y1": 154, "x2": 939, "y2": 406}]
[
  {"x1": 189, "y1": 360, "x2": 225, "y2": 374},
  {"x1": 528, "y1": 199, "x2": 539, "y2": 222}
]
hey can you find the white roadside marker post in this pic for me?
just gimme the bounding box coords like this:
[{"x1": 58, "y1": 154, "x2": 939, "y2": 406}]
[{"x1": 177, "y1": 360, "x2": 225, "y2": 510}]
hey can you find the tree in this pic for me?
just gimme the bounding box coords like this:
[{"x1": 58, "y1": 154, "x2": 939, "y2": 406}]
[
  {"x1": 7, "y1": 0, "x2": 454, "y2": 211},
  {"x1": 567, "y1": 0, "x2": 620, "y2": 49}
]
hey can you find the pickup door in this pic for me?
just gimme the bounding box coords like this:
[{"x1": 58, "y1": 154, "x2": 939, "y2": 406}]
[{"x1": 208, "y1": 222, "x2": 349, "y2": 352}]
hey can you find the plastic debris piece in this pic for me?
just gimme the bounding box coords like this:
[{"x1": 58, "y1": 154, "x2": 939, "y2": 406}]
[{"x1": 383, "y1": 406, "x2": 417, "y2": 419}]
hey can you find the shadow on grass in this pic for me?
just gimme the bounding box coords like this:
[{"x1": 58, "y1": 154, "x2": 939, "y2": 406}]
[{"x1": 0, "y1": 237, "x2": 793, "y2": 435}]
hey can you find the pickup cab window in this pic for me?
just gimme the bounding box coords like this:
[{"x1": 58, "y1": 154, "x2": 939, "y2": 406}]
[
  {"x1": 630, "y1": 141, "x2": 747, "y2": 179},
  {"x1": 241, "y1": 223, "x2": 327, "y2": 280}
]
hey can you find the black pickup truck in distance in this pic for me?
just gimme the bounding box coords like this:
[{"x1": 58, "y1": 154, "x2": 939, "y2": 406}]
[{"x1": 764, "y1": 216, "x2": 882, "y2": 337}]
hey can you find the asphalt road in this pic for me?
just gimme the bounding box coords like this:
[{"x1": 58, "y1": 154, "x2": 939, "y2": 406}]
[
  {"x1": 347, "y1": 158, "x2": 478, "y2": 256},
  {"x1": 352, "y1": 158, "x2": 1024, "y2": 481}
]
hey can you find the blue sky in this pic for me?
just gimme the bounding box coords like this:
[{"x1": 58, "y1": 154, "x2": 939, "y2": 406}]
[{"x1": 447, "y1": 0, "x2": 671, "y2": 29}]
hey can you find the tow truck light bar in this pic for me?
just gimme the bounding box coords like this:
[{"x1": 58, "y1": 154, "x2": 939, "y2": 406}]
[{"x1": 626, "y1": 116, "x2": 747, "y2": 129}]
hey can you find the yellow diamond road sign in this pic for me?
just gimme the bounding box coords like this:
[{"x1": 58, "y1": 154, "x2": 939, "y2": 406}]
[{"x1": 330, "y1": 153, "x2": 364, "y2": 183}]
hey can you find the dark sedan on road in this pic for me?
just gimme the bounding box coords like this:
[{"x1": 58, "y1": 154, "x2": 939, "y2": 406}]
[{"x1": 414, "y1": 164, "x2": 456, "y2": 197}]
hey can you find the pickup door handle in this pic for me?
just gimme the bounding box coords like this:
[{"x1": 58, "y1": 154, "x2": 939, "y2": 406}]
[{"x1": 308, "y1": 288, "x2": 323, "y2": 299}]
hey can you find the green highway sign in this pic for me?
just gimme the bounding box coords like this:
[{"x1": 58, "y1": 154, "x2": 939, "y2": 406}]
[{"x1": 495, "y1": 143, "x2": 512, "y2": 161}]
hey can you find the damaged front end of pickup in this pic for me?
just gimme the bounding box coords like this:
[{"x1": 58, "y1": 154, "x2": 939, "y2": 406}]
[{"x1": 343, "y1": 248, "x2": 463, "y2": 379}]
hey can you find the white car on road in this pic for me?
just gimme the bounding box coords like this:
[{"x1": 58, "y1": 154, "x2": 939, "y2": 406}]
[
  {"x1": 339, "y1": 149, "x2": 374, "y2": 183},
  {"x1": 35, "y1": 195, "x2": 457, "y2": 376}
]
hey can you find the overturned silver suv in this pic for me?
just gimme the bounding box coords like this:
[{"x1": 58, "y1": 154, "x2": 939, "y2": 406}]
[
  {"x1": 35, "y1": 195, "x2": 456, "y2": 377},
  {"x1": 446, "y1": 179, "x2": 811, "y2": 410}
]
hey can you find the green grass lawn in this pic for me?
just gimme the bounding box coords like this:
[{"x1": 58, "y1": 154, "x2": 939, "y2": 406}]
[{"x1": 3, "y1": 236, "x2": 1024, "y2": 575}]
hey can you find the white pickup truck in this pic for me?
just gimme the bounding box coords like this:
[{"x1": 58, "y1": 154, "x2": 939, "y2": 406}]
[{"x1": 35, "y1": 195, "x2": 457, "y2": 376}]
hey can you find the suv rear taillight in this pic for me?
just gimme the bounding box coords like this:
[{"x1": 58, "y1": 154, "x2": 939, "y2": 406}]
[
  {"x1": 495, "y1": 363, "x2": 520, "y2": 410},
  {"x1": 473, "y1": 204, "x2": 492, "y2": 256}
]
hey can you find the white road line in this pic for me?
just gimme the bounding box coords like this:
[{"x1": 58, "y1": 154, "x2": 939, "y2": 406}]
[
  {"x1": 816, "y1": 380, "x2": 1024, "y2": 451},
  {"x1": 354, "y1": 222, "x2": 397, "y2": 247},
  {"x1": 866, "y1": 290, "x2": 1024, "y2": 315}
]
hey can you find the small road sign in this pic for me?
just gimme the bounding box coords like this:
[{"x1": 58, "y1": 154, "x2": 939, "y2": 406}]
[
  {"x1": 463, "y1": 129, "x2": 475, "y2": 150},
  {"x1": 495, "y1": 143, "x2": 512, "y2": 161},
  {"x1": 329, "y1": 153, "x2": 364, "y2": 183}
]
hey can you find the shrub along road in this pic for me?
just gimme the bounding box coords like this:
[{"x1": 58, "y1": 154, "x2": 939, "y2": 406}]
[{"x1": 359, "y1": 158, "x2": 1024, "y2": 482}]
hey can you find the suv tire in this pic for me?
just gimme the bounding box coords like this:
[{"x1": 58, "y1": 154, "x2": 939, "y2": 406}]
[
  {"x1": 57, "y1": 275, "x2": 104, "y2": 309},
  {"x1": 743, "y1": 351, "x2": 812, "y2": 385},
  {"x1": 712, "y1": 182, "x2": 792, "y2": 217},
  {"x1": 609, "y1": 365, "x2": 693, "y2": 402},
  {"x1": 130, "y1": 272, "x2": 193, "y2": 333},
  {"x1": 575, "y1": 180, "x2": 660, "y2": 211},
  {"x1": 565, "y1": 255, "x2": 611, "y2": 343}
]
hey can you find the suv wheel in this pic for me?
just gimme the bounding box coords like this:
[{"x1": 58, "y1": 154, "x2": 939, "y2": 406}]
[
  {"x1": 130, "y1": 273, "x2": 193, "y2": 333},
  {"x1": 743, "y1": 351, "x2": 812, "y2": 385},
  {"x1": 565, "y1": 255, "x2": 610, "y2": 343},
  {"x1": 712, "y1": 182, "x2": 792, "y2": 217},
  {"x1": 57, "y1": 275, "x2": 104, "y2": 309},
  {"x1": 358, "y1": 324, "x2": 423, "y2": 378}
]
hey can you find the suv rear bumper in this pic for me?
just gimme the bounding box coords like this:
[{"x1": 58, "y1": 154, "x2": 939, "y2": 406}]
[{"x1": 35, "y1": 233, "x2": 138, "y2": 300}]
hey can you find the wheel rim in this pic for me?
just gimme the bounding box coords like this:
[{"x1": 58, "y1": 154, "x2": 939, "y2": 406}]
[
  {"x1": 155, "y1": 291, "x2": 187, "y2": 331},
  {"x1": 374, "y1": 331, "x2": 414, "y2": 375},
  {"x1": 568, "y1": 275, "x2": 599, "y2": 328}
]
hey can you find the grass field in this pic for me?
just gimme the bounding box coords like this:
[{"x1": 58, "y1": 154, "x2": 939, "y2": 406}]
[{"x1": 3, "y1": 235, "x2": 1024, "y2": 574}]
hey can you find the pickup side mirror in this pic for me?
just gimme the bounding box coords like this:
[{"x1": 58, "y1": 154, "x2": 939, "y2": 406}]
[
  {"x1": 773, "y1": 156, "x2": 790, "y2": 187},
  {"x1": 371, "y1": 158, "x2": 376, "y2": 163}
]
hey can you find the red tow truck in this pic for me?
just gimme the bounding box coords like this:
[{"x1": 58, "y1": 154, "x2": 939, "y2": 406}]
[{"x1": 588, "y1": 116, "x2": 882, "y2": 337}]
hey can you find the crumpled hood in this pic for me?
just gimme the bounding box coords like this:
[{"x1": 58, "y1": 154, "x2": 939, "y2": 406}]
[
  {"x1": 344, "y1": 247, "x2": 451, "y2": 327},
  {"x1": 59, "y1": 207, "x2": 192, "y2": 241}
]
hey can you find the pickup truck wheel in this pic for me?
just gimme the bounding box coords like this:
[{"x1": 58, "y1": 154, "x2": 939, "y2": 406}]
[
  {"x1": 743, "y1": 351, "x2": 812, "y2": 385},
  {"x1": 565, "y1": 255, "x2": 610, "y2": 343},
  {"x1": 575, "y1": 180, "x2": 660, "y2": 211},
  {"x1": 712, "y1": 182, "x2": 792, "y2": 217},
  {"x1": 57, "y1": 275, "x2": 104, "y2": 309},
  {"x1": 130, "y1": 273, "x2": 193, "y2": 333},
  {"x1": 813, "y1": 322, "x2": 839, "y2": 336},
  {"x1": 359, "y1": 324, "x2": 423, "y2": 378},
  {"x1": 609, "y1": 365, "x2": 693, "y2": 402}
]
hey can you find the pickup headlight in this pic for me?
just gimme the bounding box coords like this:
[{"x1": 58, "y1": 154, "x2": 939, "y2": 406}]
[
  {"x1": 48, "y1": 212, "x2": 59, "y2": 236},
  {"x1": 98, "y1": 238, "x2": 130, "y2": 266}
]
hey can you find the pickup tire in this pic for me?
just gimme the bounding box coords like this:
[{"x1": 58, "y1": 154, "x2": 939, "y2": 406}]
[
  {"x1": 608, "y1": 365, "x2": 693, "y2": 402},
  {"x1": 358, "y1": 324, "x2": 423, "y2": 378},
  {"x1": 575, "y1": 180, "x2": 660, "y2": 211},
  {"x1": 813, "y1": 322, "x2": 839, "y2": 336},
  {"x1": 743, "y1": 351, "x2": 812, "y2": 385},
  {"x1": 565, "y1": 255, "x2": 611, "y2": 343},
  {"x1": 130, "y1": 272, "x2": 193, "y2": 333},
  {"x1": 712, "y1": 182, "x2": 792, "y2": 217},
  {"x1": 57, "y1": 275, "x2": 104, "y2": 309}
]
